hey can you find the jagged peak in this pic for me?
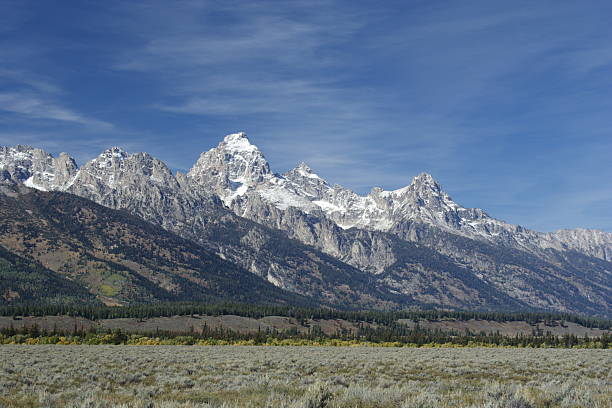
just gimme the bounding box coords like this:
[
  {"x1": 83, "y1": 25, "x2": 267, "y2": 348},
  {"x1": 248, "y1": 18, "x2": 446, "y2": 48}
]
[
  {"x1": 295, "y1": 162, "x2": 320, "y2": 178},
  {"x1": 100, "y1": 146, "x2": 128, "y2": 157},
  {"x1": 219, "y1": 132, "x2": 259, "y2": 154},
  {"x1": 212, "y1": 132, "x2": 267, "y2": 164},
  {"x1": 88, "y1": 147, "x2": 129, "y2": 170},
  {"x1": 2, "y1": 144, "x2": 35, "y2": 152},
  {"x1": 0, "y1": 145, "x2": 39, "y2": 162},
  {"x1": 188, "y1": 132, "x2": 271, "y2": 185},
  {"x1": 91, "y1": 149, "x2": 174, "y2": 174},
  {"x1": 97, "y1": 146, "x2": 129, "y2": 159},
  {"x1": 410, "y1": 172, "x2": 442, "y2": 192},
  {"x1": 371, "y1": 173, "x2": 440, "y2": 198},
  {"x1": 54, "y1": 152, "x2": 79, "y2": 170},
  {"x1": 412, "y1": 172, "x2": 436, "y2": 184},
  {"x1": 1, "y1": 146, "x2": 58, "y2": 174},
  {"x1": 1, "y1": 146, "x2": 77, "y2": 163},
  {"x1": 284, "y1": 162, "x2": 328, "y2": 186},
  {"x1": 223, "y1": 131, "x2": 248, "y2": 142}
]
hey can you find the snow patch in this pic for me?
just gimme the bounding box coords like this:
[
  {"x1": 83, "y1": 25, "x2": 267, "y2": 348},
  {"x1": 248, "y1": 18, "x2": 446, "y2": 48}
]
[
  {"x1": 297, "y1": 167, "x2": 321, "y2": 179},
  {"x1": 259, "y1": 186, "x2": 312, "y2": 211},
  {"x1": 23, "y1": 176, "x2": 47, "y2": 191},
  {"x1": 63, "y1": 170, "x2": 80, "y2": 190},
  {"x1": 223, "y1": 133, "x2": 257, "y2": 153},
  {"x1": 313, "y1": 200, "x2": 344, "y2": 213},
  {"x1": 336, "y1": 222, "x2": 356, "y2": 230},
  {"x1": 220, "y1": 177, "x2": 251, "y2": 206},
  {"x1": 266, "y1": 272, "x2": 282, "y2": 287}
]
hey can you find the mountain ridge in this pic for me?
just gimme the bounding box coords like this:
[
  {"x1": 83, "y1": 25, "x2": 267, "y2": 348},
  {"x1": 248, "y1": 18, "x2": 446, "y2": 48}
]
[
  {"x1": 182, "y1": 133, "x2": 612, "y2": 260},
  {"x1": 1, "y1": 134, "x2": 611, "y2": 316}
]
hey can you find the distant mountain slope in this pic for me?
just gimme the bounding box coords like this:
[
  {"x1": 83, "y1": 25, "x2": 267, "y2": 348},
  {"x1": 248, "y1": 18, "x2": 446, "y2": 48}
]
[
  {"x1": 0, "y1": 245, "x2": 98, "y2": 305},
  {"x1": 0, "y1": 185, "x2": 315, "y2": 306},
  {"x1": 387, "y1": 223, "x2": 611, "y2": 315}
]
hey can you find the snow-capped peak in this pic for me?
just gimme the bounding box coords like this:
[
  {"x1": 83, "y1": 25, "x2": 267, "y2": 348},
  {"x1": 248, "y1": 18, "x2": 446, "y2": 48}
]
[
  {"x1": 294, "y1": 162, "x2": 322, "y2": 179},
  {"x1": 224, "y1": 131, "x2": 248, "y2": 141},
  {"x1": 0, "y1": 145, "x2": 78, "y2": 191},
  {"x1": 221, "y1": 132, "x2": 258, "y2": 153},
  {"x1": 100, "y1": 147, "x2": 128, "y2": 158},
  {"x1": 186, "y1": 132, "x2": 275, "y2": 206},
  {"x1": 91, "y1": 147, "x2": 130, "y2": 171},
  {"x1": 410, "y1": 172, "x2": 441, "y2": 191},
  {"x1": 296, "y1": 161, "x2": 311, "y2": 171}
]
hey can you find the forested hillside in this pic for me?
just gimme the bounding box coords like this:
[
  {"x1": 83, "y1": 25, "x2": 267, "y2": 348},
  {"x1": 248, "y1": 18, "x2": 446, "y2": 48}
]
[
  {"x1": 0, "y1": 186, "x2": 312, "y2": 306},
  {"x1": 0, "y1": 245, "x2": 98, "y2": 305}
]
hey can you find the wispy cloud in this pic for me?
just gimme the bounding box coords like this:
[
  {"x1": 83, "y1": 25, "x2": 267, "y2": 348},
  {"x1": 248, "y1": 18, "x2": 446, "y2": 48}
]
[
  {"x1": 0, "y1": 62, "x2": 113, "y2": 131},
  {"x1": 112, "y1": 1, "x2": 367, "y2": 118},
  {"x1": 1, "y1": 0, "x2": 611, "y2": 231},
  {"x1": 0, "y1": 9, "x2": 114, "y2": 132},
  {"x1": 0, "y1": 92, "x2": 112, "y2": 128},
  {"x1": 0, "y1": 69, "x2": 62, "y2": 94}
]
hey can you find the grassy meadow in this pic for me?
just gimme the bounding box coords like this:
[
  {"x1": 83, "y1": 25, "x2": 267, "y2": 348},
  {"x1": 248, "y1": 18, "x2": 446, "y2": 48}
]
[{"x1": 0, "y1": 345, "x2": 610, "y2": 408}]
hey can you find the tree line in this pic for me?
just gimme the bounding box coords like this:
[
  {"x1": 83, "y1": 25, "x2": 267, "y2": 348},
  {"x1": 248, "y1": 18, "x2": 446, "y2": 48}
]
[
  {"x1": 0, "y1": 321, "x2": 609, "y2": 348},
  {"x1": 0, "y1": 301, "x2": 610, "y2": 329}
]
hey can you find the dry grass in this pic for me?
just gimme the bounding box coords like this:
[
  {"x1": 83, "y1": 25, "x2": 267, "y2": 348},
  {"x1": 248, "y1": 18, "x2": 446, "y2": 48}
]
[{"x1": 0, "y1": 345, "x2": 610, "y2": 407}]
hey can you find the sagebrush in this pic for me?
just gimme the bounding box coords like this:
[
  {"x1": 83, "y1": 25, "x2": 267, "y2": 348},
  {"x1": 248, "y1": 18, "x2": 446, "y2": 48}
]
[{"x1": 0, "y1": 345, "x2": 610, "y2": 407}]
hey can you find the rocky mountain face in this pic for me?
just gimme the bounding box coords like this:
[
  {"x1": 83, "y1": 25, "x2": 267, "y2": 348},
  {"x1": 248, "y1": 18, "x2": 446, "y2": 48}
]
[
  {"x1": 1, "y1": 145, "x2": 78, "y2": 190},
  {"x1": 182, "y1": 133, "x2": 612, "y2": 316},
  {"x1": 1, "y1": 134, "x2": 611, "y2": 316},
  {"x1": 187, "y1": 134, "x2": 611, "y2": 261},
  {"x1": 553, "y1": 229, "x2": 612, "y2": 261},
  {"x1": 0, "y1": 184, "x2": 317, "y2": 306},
  {"x1": 0, "y1": 147, "x2": 402, "y2": 309}
]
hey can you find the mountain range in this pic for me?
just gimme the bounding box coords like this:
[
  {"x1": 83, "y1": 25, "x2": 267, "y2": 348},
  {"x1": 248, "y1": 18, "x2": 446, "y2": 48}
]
[{"x1": 1, "y1": 133, "x2": 611, "y2": 317}]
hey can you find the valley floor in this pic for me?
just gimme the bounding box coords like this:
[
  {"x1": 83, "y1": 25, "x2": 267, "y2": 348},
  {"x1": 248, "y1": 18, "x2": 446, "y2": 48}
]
[
  {"x1": 0, "y1": 315, "x2": 608, "y2": 337},
  {"x1": 0, "y1": 346, "x2": 610, "y2": 408}
]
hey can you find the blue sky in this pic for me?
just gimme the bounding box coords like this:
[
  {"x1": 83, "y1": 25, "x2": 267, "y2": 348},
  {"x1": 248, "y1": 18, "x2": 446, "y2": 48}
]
[{"x1": 1, "y1": 0, "x2": 611, "y2": 232}]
